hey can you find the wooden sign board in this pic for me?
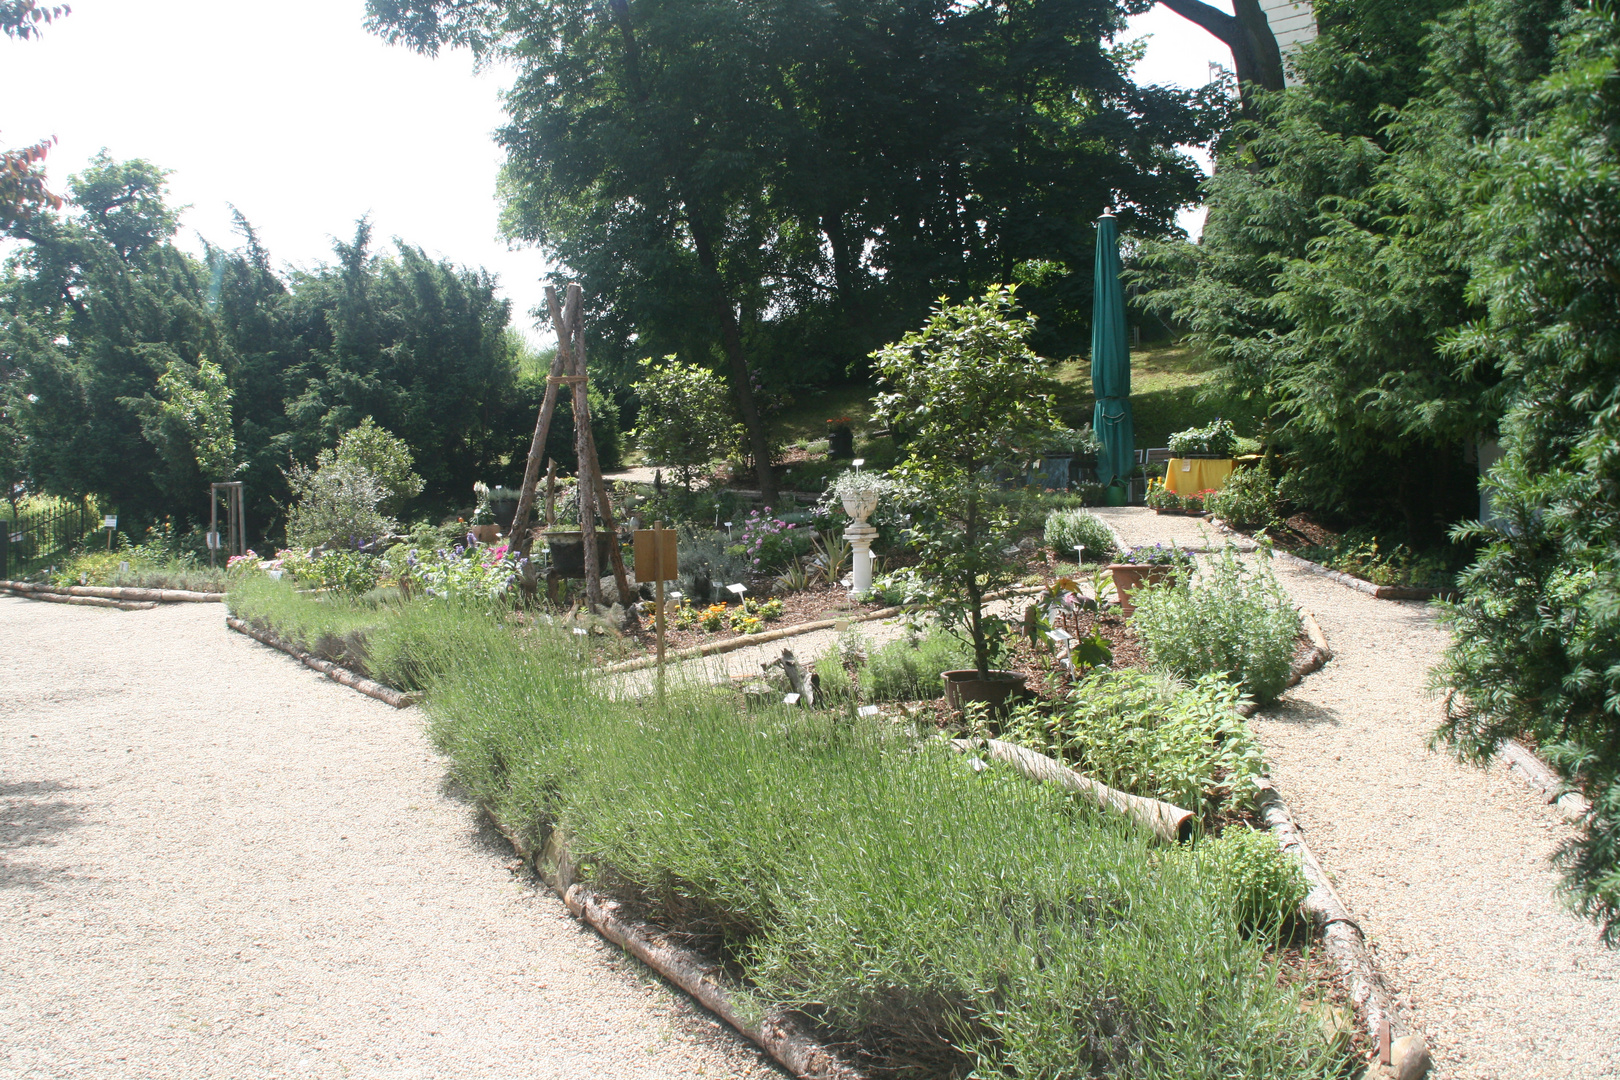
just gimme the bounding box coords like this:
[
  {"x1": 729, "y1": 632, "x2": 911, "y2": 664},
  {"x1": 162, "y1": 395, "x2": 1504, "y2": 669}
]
[{"x1": 633, "y1": 528, "x2": 678, "y2": 583}]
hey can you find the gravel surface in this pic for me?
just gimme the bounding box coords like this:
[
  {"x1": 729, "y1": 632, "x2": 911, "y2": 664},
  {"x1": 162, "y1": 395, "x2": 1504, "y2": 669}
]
[
  {"x1": 0, "y1": 597, "x2": 783, "y2": 1080},
  {"x1": 1095, "y1": 507, "x2": 1620, "y2": 1079}
]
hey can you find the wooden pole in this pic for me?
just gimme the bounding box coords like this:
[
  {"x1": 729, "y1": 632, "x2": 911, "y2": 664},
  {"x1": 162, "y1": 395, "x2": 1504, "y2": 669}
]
[
  {"x1": 507, "y1": 308, "x2": 570, "y2": 560},
  {"x1": 209, "y1": 485, "x2": 218, "y2": 568},
  {"x1": 654, "y1": 519, "x2": 667, "y2": 688},
  {"x1": 549, "y1": 285, "x2": 603, "y2": 611},
  {"x1": 544, "y1": 459, "x2": 557, "y2": 528}
]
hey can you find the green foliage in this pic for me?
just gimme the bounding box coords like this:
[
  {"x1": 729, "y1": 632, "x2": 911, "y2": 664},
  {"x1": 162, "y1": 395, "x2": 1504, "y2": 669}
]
[
  {"x1": 1204, "y1": 466, "x2": 1281, "y2": 530},
  {"x1": 1167, "y1": 418, "x2": 1237, "y2": 458},
  {"x1": 1134, "y1": 0, "x2": 1566, "y2": 543},
  {"x1": 3, "y1": 161, "x2": 519, "y2": 543},
  {"x1": 284, "y1": 460, "x2": 396, "y2": 551},
  {"x1": 873, "y1": 286, "x2": 1060, "y2": 676},
  {"x1": 629, "y1": 356, "x2": 734, "y2": 490},
  {"x1": 295, "y1": 550, "x2": 383, "y2": 597},
  {"x1": 1433, "y1": 4, "x2": 1620, "y2": 945},
  {"x1": 1184, "y1": 826, "x2": 1309, "y2": 935},
  {"x1": 52, "y1": 546, "x2": 228, "y2": 593},
  {"x1": 318, "y1": 417, "x2": 423, "y2": 515},
  {"x1": 1132, "y1": 545, "x2": 1302, "y2": 703},
  {"x1": 1003, "y1": 669, "x2": 1266, "y2": 819},
  {"x1": 1296, "y1": 528, "x2": 1457, "y2": 589},
  {"x1": 1042, "y1": 507, "x2": 1118, "y2": 561},
  {"x1": 858, "y1": 627, "x2": 976, "y2": 702}
]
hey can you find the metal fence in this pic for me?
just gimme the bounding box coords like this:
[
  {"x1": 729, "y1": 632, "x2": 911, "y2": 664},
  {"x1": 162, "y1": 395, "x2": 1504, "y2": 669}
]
[{"x1": 1, "y1": 499, "x2": 99, "y2": 579}]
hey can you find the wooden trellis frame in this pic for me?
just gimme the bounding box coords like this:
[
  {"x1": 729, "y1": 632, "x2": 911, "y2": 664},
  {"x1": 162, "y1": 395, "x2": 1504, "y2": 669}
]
[
  {"x1": 508, "y1": 283, "x2": 634, "y2": 618},
  {"x1": 209, "y1": 482, "x2": 245, "y2": 568}
]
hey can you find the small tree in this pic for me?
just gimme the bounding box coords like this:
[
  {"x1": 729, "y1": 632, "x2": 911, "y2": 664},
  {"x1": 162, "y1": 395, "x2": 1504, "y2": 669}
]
[
  {"x1": 630, "y1": 356, "x2": 735, "y2": 491},
  {"x1": 284, "y1": 461, "x2": 395, "y2": 551},
  {"x1": 872, "y1": 286, "x2": 1059, "y2": 678},
  {"x1": 317, "y1": 417, "x2": 423, "y2": 515}
]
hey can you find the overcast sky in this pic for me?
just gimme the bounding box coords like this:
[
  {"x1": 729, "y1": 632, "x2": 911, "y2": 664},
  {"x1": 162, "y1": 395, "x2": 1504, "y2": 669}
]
[{"x1": 0, "y1": 0, "x2": 1228, "y2": 345}]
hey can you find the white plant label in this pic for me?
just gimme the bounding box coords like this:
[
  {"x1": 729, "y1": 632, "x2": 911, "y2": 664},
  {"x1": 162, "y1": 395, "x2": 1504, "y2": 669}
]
[
  {"x1": 103, "y1": 516, "x2": 117, "y2": 529},
  {"x1": 727, "y1": 582, "x2": 748, "y2": 597},
  {"x1": 783, "y1": 693, "x2": 801, "y2": 706},
  {"x1": 857, "y1": 705, "x2": 879, "y2": 718}
]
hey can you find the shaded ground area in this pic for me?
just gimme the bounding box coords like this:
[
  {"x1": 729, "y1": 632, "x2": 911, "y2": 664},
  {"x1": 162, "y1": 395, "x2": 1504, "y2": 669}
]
[
  {"x1": 0, "y1": 597, "x2": 781, "y2": 1080},
  {"x1": 1095, "y1": 507, "x2": 1620, "y2": 1080}
]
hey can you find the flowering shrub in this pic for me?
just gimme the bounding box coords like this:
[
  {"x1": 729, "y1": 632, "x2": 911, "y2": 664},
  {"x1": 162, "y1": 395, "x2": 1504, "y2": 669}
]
[
  {"x1": 738, "y1": 508, "x2": 809, "y2": 572},
  {"x1": 1118, "y1": 543, "x2": 1189, "y2": 567},
  {"x1": 669, "y1": 596, "x2": 785, "y2": 635},
  {"x1": 226, "y1": 549, "x2": 261, "y2": 574},
  {"x1": 387, "y1": 541, "x2": 524, "y2": 601}
]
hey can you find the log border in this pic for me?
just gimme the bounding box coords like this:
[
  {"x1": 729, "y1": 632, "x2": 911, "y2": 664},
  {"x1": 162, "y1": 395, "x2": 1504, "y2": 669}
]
[
  {"x1": 225, "y1": 616, "x2": 418, "y2": 709},
  {"x1": 484, "y1": 811, "x2": 868, "y2": 1080},
  {"x1": 0, "y1": 579, "x2": 224, "y2": 604}
]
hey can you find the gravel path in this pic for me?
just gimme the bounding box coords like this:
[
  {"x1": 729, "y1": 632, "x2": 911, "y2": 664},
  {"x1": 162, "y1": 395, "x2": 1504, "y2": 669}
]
[
  {"x1": 0, "y1": 597, "x2": 782, "y2": 1080},
  {"x1": 1094, "y1": 507, "x2": 1620, "y2": 1079}
]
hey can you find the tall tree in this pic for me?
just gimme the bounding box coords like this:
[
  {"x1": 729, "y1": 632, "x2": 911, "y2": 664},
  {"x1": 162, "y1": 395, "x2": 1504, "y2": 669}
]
[{"x1": 367, "y1": 0, "x2": 1225, "y2": 504}]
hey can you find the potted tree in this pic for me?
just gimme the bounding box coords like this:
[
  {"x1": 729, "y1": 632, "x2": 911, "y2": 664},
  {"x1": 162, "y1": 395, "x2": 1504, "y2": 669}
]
[{"x1": 872, "y1": 285, "x2": 1059, "y2": 711}]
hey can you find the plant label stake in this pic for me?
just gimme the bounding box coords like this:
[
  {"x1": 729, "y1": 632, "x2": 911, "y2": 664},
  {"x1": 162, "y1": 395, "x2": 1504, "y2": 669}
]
[
  {"x1": 634, "y1": 521, "x2": 679, "y2": 679},
  {"x1": 103, "y1": 514, "x2": 117, "y2": 550}
]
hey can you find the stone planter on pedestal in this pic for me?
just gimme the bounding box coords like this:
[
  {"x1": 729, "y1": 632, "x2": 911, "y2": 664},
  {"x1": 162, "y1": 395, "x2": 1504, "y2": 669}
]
[{"x1": 841, "y1": 490, "x2": 880, "y2": 596}]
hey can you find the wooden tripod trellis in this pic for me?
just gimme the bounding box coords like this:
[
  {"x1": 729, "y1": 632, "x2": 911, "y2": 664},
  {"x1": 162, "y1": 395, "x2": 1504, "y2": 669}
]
[{"x1": 508, "y1": 283, "x2": 634, "y2": 620}]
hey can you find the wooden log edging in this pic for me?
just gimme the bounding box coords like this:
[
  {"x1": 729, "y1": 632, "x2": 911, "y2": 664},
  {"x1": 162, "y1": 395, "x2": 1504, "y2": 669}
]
[
  {"x1": 1256, "y1": 778, "x2": 1430, "y2": 1078},
  {"x1": 951, "y1": 737, "x2": 1196, "y2": 842},
  {"x1": 1239, "y1": 609, "x2": 1431, "y2": 1077},
  {"x1": 0, "y1": 583, "x2": 155, "y2": 611},
  {"x1": 0, "y1": 580, "x2": 224, "y2": 603},
  {"x1": 600, "y1": 585, "x2": 1044, "y2": 677},
  {"x1": 1500, "y1": 738, "x2": 1591, "y2": 822},
  {"x1": 482, "y1": 810, "x2": 868, "y2": 1080},
  {"x1": 225, "y1": 616, "x2": 418, "y2": 709}
]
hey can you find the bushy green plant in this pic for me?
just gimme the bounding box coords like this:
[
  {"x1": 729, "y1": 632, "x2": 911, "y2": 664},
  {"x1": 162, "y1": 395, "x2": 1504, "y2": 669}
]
[
  {"x1": 284, "y1": 460, "x2": 397, "y2": 551},
  {"x1": 1298, "y1": 529, "x2": 1456, "y2": 589},
  {"x1": 317, "y1": 417, "x2": 423, "y2": 514},
  {"x1": 859, "y1": 627, "x2": 975, "y2": 701},
  {"x1": 1132, "y1": 545, "x2": 1302, "y2": 703},
  {"x1": 1184, "y1": 826, "x2": 1309, "y2": 935},
  {"x1": 1042, "y1": 507, "x2": 1118, "y2": 562},
  {"x1": 872, "y1": 286, "x2": 1060, "y2": 677},
  {"x1": 296, "y1": 549, "x2": 382, "y2": 597},
  {"x1": 630, "y1": 356, "x2": 735, "y2": 490},
  {"x1": 1167, "y1": 418, "x2": 1237, "y2": 458},
  {"x1": 675, "y1": 524, "x2": 752, "y2": 603},
  {"x1": 1003, "y1": 669, "x2": 1265, "y2": 817},
  {"x1": 1204, "y1": 467, "x2": 1280, "y2": 531}
]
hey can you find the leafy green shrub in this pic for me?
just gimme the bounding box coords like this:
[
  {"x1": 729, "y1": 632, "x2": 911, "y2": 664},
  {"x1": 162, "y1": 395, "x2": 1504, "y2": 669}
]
[
  {"x1": 285, "y1": 461, "x2": 397, "y2": 551},
  {"x1": 1185, "y1": 826, "x2": 1309, "y2": 934},
  {"x1": 1003, "y1": 669, "x2": 1265, "y2": 817},
  {"x1": 675, "y1": 524, "x2": 752, "y2": 604},
  {"x1": 1042, "y1": 507, "x2": 1117, "y2": 562},
  {"x1": 299, "y1": 550, "x2": 382, "y2": 597},
  {"x1": 859, "y1": 627, "x2": 975, "y2": 701},
  {"x1": 1297, "y1": 529, "x2": 1456, "y2": 589},
  {"x1": 317, "y1": 417, "x2": 423, "y2": 514},
  {"x1": 1132, "y1": 545, "x2": 1301, "y2": 703},
  {"x1": 1167, "y1": 418, "x2": 1237, "y2": 458},
  {"x1": 1204, "y1": 467, "x2": 1279, "y2": 530}
]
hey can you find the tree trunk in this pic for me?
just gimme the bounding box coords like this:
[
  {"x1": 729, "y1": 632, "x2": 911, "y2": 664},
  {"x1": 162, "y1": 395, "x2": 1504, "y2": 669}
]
[
  {"x1": 1157, "y1": 0, "x2": 1287, "y2": 99},
  {"x1": 686, "y1": 210, "x2": 778, "y2": 505},
  {"x1": 964, "y1": 487, "x2": 989, "y2": 680}
]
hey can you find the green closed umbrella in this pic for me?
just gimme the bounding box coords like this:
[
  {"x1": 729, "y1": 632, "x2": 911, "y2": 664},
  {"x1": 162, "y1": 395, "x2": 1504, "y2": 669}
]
[{"x1": 1091, "y1": 214, "x2": 1135, "y2": 491}]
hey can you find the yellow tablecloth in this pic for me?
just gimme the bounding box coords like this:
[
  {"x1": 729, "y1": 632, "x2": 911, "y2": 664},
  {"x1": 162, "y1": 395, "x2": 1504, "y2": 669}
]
[{"x1": 1165, "y1": 457, "x2": 1234, "y2": 497}]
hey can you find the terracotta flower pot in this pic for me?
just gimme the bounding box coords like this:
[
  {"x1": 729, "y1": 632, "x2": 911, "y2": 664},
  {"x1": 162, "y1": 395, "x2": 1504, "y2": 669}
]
[
  {"x1": 470, "y1": 523, "x2": 502, "y2": 544},
  {"x1": 941, "y1": 669, "x2": 1028, "y2": 714},
  {"x1": 1107, "y1": 563, "x2": 1173, "y2": 616}
]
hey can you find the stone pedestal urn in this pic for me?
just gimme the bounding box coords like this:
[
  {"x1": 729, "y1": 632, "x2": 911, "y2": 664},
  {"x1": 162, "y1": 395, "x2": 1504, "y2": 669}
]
[{"x1": 841, "y1": 490, "x2": 880, "y2": 596}]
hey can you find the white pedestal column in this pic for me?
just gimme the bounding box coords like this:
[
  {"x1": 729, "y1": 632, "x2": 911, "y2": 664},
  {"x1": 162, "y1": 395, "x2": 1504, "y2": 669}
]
[{"x1": 844, "y1": 521, "x2": 878, "y2": 597}]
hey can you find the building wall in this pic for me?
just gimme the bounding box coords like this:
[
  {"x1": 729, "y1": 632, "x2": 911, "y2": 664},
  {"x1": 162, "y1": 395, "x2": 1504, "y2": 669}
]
[{"x1": 1259, "y1": 0, "x2": 1318, "y2": 84}]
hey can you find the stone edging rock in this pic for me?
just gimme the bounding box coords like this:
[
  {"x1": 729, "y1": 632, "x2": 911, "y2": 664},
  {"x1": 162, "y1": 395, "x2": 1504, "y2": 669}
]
[
  {"x1": 484, "y1": 812, "x2": 867, "y2": 1080},
  {"x1": 0, "y1": 579, "x2": 224, "y2": 604},
  {"x1": 225, "y1": 616, "x2": 418, "y2": 709}
]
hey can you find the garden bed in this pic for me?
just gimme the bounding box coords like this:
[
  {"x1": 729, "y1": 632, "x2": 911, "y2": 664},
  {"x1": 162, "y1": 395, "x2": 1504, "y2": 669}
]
[
  {"x1": 1238, "y1": 513, "x2": 1457, "y2": 597},
  {"x1": 627, "y1": 582, "x2": 890, "y2": 655}
]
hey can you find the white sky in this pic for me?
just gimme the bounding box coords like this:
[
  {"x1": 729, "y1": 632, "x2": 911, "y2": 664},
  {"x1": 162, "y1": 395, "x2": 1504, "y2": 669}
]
[{"x1": 0, "y1": 0, "x2": 1228, "y2": 345}]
